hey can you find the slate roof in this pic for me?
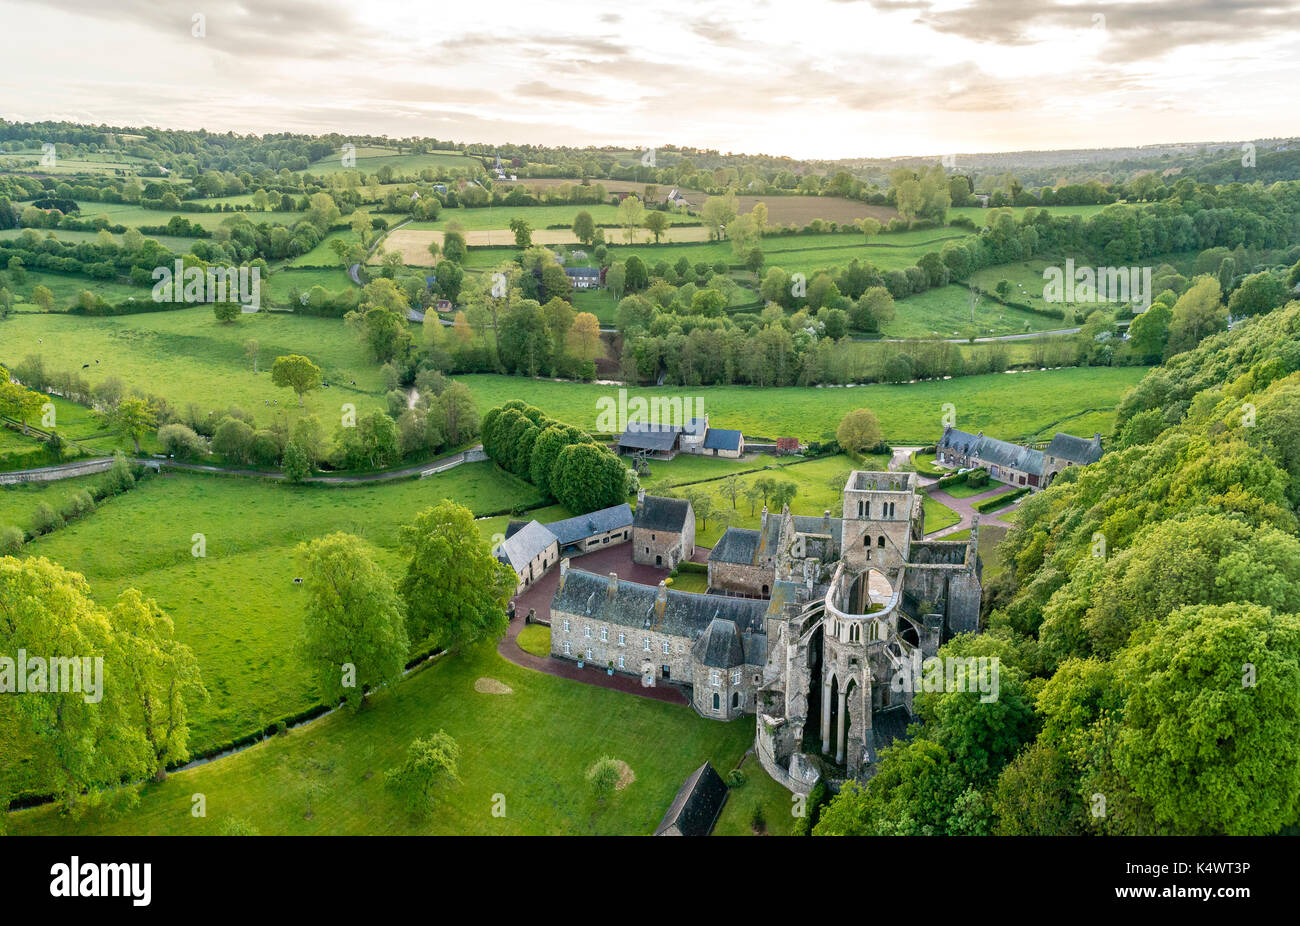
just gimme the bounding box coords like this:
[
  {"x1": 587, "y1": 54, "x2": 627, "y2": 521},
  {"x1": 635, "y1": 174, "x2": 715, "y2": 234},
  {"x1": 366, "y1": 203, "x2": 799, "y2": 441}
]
[
  {"x1": 693, "y1": 617, "x2": 747, "y2": 668},
  {"x1": 1045, "y1": 432, "x2": 1103, "y2": 465},
  {"x1": 710, "y1": 527, "x2": 763, "y2": 565},
  {"x1": 633, "y1": 495, "x2": 692, "y2": 533},
  {"x1": 495, "y1": 520, "x2": 557, "y2": 572},
  {"x1": 618, "y1": 423, "x2": 681, "y2": 452},
  {"x1": 938, "y1": 426, "x2": 1044, "y2": 477},
  {"x1": 703, "y1": 428, "x2": 743, "y2": 452},
  {"x1": 565, "y1": 267, "x2": 600, "y2": 278},
  {"x1": 654, "y1": 762, "x2": 728, "y2": 836},
  {"x1": 544, "y1": 503, "x2": 633, "y2": 546},
  {"x1": 551, "y1": 569, "x2": 766, "y2": 640}
]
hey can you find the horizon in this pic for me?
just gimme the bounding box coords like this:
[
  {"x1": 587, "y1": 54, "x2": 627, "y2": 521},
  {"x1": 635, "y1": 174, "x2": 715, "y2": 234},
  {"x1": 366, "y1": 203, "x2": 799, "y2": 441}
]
[{"x1": 2, "y1": 0, "x2": 1299, "y2": 160}]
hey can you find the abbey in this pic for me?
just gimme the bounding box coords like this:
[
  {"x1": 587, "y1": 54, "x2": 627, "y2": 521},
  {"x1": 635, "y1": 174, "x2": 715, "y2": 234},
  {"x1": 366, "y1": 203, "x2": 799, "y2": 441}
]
[{"x1": 549, "y1": 471, "x2": 982, "y2": 791}]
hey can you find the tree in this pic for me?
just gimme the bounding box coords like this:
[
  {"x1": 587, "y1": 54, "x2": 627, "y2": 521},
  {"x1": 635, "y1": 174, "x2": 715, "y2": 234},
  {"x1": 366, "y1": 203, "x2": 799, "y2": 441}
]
[
  {"x1": 111, "y1": 588, "x2": 206, "y2": 780},
  {"x1": 244, "y1": 338, "x2": 261, "y2": 373},
  {"x1": 1127, "y1": 301, "x2": 1171, "y2": 363},
  {"x1": 112, "y1": 396, "x2": 156, "y2": 454},
  {"x1": 1111, "y1": 603, "x2": 1300, "y2": 834},
  {"x1": 213, "y1": 301, "x2": 240, "y2": 323},
  {"x1": 271, "y1": 354, "x2": 323, "y2": 406},
  {"x1": 398, "y1": 501, "x2": 515, "y2": 648},
  {"x1": 299, "y1": 532, "x2": 410, "y2": 711},
  {"x1": 0, "y1": 556, "x2": 151, "y2": 808},
  {"x1": 385, "y1": 731, "x2": 461, "y2": 816},
  {"x1": 571, "y1": 210, "x2": 596, "y2": 246},
  {"x1": 1227, "y1": 270, "x2": 1288, "y2": 319},
  {"x1": 282, "y1": 440, "x2": 313, "y2": 482},
  {"x1": 853, "y1": 286, "x2": 895, "y2": 332},
  {"x1": 1167, "y1": 274, "x2": 1226, "y2": 355},
  {"x1": 568, "y1": 311, "x2": 602, "y2": 363},
  {"x1": 552, "y1": 442, "x2": 629, "y2": 513},
  {"x1": 643, "y1": 210, "x2": 670, "y2": 244},
  {"x1": 616, "y1": 195, "x2": 646, "y2": 243},
  {"x1": 31, "y1": 284, "x2": 54, "y2": 311},
  {"x1": 508, "y1": 216, "x2": 532, "y2": 248},
  {"x1": 836, "y1": 408, "x2": 884, "y2": 455}
]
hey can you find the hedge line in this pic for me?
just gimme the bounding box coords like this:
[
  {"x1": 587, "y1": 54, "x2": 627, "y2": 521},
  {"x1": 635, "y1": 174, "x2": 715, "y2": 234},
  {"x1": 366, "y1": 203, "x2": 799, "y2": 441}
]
[{"x1": 974, "y1": 486, "x2": 1031, "y2": 513}]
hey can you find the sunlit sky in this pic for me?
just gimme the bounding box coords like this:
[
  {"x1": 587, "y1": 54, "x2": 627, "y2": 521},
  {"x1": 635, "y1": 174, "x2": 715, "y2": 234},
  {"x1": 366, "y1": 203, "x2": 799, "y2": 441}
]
[{"x1": 1, "y1": 0, "x2": 1298, "y2": 159}]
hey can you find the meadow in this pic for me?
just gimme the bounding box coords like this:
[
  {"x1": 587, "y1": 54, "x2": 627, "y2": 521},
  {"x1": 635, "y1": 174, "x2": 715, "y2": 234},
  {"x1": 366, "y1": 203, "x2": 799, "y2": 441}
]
[
  {"x1": 5, "y1": 463, "x2": 545, "y2": 783},
  {"x1": 969, "y1": 257, "x2": 1156, "y2": 320},
  {"x1": 0, "y1": 307, "x2": 387, "y2": 426},
  {"x1": 457, "y1": 365, "x2": 1149, "y2": 443},
  {"x1": 305, "y1": 146, "x2": 485, "y2": 177},
  {"x1": 7, "y1": 642, "x2": 752, "y2": 836},
  {"x1": 883, "y1": 284, "x2": 1069, "y2": 339}
]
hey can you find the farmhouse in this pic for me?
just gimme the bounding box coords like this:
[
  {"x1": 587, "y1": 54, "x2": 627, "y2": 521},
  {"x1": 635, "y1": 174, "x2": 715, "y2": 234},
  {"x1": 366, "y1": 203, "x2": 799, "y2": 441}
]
[
  {"x1": 550, "y1": 470, "x2": 984, "y2": 787},
  {"x1": 537, "y1": 503, "x2": 634, "y2": 557},
  {"x1": 564, "y1": 266, "x2": 601, "y2": 290},
  {"x1": 632, "y1": 489, "x2": 695, "y2": 568},
  {"x1": 616, "y1": 414, "x2": 742, "y2": 460},
  {"x1": 936, "y1": 426, "x2": 1103, "y2": 489},
  {"x1": 617, "y1": 422, "x2": 684, "y2": 459}
]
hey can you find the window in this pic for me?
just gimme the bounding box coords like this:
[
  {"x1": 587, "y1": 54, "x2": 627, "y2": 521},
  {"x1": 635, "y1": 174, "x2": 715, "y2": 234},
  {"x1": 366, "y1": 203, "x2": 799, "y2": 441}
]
[
  {"x1": 732, "y1": 670, "x2": 741, "y2": 685},
  {"x1": 663, "y1": 641, "x2": 670, "y2": 655},
  {"x1": 563, "y1": 642, "x2": 571, "y2": 655},
  {"x1": 562, "y1": 619, "x2": 570, "y2": 633},
  {"x1": 878, "y1": 536, "x2": 885, "y2": 548},
  {"x1": 618, "y1": 631, "x2": 625, "y2": 646},
  {"x1": 643, "y1": 637, "x2": 651, "y2": 652},
  {"x1": 710, "y1": 670, "x2": 720, "y2": 687},
  {"x1": 617, "y1": 655, "x2": 625, "y2": 668},
  {"x1": 585, "y1": 626, "x2": 591, "y2": 639},
  {"x1": 600, "y1": 627, "x2": 608, "y2": 642},
  {"x1": 754, "y1": 674, "x2": 761, "y2": 684},
  {"x1": 585, "y1": 647, "x2": 592, "y2": 660},
  {"x1": 713, "y1": 693, "x2": 720, "y2": 711},
  {"x1": 732, "y1": 692, "x2": 740, "y2": 709}
]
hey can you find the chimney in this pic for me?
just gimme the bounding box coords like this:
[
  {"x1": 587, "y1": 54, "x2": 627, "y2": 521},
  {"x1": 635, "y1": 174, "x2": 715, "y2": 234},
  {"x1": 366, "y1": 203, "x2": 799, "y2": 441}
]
[
  {"x1": 655, "y1": 580, "x2": 667, "y2": 620},
  {"x1": 823, "y1": 509, "x2": 831, "y2": 530},
  {"x1": 760, "y1": 505, "x2": 768, "y2": 531},
  {"x1": 607, "y1": 572, "x2": 619, "y2": 599},
  {"x1": 637, "y1": 487, "x2": 646, "y2": 506},
  {"x1": 558, "y1": 557, "x2": 569, "y2": 591}
]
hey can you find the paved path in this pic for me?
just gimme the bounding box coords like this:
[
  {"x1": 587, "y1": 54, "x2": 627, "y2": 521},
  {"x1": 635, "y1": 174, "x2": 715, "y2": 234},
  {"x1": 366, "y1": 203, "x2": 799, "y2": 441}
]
[
  {"x1": 1, "y1": 445, "x2": 483, "y2": 486},
  {"x1": 496, "y1": 543, "x2": 690, "y2": 706},
  {"x1": 925, "y1": 483, "x2": 1024, "y2": 538}
]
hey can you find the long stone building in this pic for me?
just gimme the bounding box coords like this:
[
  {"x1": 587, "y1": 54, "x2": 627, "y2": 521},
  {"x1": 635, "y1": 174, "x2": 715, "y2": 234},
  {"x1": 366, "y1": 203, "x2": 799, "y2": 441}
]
[
  {"x1": 549, "y1": 470, "x2": 983, "y2": 791},
  {"x1": 936, "y1": 426, "x2": 1103, "y2": 489}
]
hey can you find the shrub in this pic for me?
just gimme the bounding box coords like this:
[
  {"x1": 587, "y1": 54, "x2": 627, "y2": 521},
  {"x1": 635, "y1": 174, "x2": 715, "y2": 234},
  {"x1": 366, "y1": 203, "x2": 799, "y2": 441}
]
[
  {"x1": 158, "y1": 422, "x2": 208, "y2": 460},
  {"x1": 750, "y1": 802, "x2": 767, "y2": 832},
  {"x1": 99, "y1": 452, "x2": 136, "y2": 496},
  {"x1": 974, "y1": 486, "x2": 1031, "y2": 513},
  {"x1": 0, "y1": 525, "x2": 24, "y2": 556},
  {"x1": 60, "y1": 490, "x2": 95, "y2": 521},
  {"x1": 30, "y1": 502, "x2": 65, "y2": 536},
  {"x1": 965, "y1": 467, "x2": 990, "y2": 488}
]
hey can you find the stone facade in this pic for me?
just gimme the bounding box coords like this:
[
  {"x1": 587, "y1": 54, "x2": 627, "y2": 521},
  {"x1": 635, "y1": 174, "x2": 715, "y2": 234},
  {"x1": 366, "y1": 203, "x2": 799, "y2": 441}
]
[
  {"x1": 548, "y1": 470, "x2": 985, "y2": 793},
  {"x1": 632, "y1": 490, "x2": 695, "y2": 569}
]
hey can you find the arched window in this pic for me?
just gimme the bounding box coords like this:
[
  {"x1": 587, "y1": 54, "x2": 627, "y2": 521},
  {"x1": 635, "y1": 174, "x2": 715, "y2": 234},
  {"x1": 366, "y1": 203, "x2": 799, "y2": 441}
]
[
  {"x1": 732, "y1": 691, "x2": 740, "y2": 708},
  {"x1": 863, "y1": 534, "x2": 870, "y2": 546},
  {"x1": 713, "y1": 693, "x2": 720, "y2": 711},
  {"x1": 878, "y1": 535, "x2": 885, "y2": 548}
]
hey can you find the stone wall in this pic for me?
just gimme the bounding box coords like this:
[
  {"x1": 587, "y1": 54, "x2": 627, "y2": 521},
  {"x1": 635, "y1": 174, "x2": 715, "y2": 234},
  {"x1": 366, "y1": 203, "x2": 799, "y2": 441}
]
[{"x1": 707, "y1": 559, "x2": 774, "y2": 596}]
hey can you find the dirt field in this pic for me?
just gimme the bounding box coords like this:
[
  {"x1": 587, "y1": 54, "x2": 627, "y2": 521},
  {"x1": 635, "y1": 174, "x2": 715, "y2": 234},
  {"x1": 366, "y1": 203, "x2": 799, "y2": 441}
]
[{"x1": 734, "y1": 195, "x2": 898, "y2": 226}]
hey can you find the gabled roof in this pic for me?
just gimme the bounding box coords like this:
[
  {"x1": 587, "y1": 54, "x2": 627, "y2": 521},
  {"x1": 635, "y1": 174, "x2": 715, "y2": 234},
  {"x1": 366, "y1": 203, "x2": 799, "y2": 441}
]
[
  {"x1": 709, "y1": 527, "x2": 763, "y2": 565},
  {"x1": 495, "y1": 521, "x2": 557, "y2": 572},
  {"x1": 938, "y1": 426, "x2": 1044, "y2": 476},
  {"x1": 703, "y1": 428, "x2": 743, "y2": 451},
  {"x1": 544, "y1": 503, "x2": 633, "y2": 546},
  {"x1": 565, "y1": 267, "x2": 600, "y2": 278},
  {"x1": 1045, "y1": 432, "x2": 1103, "y2": 465},
  {"x1": 633, "y1": 495, "x2": 692, "y2": 533},
  {"x1": 654, "y1": 762, "x2": 727, "y2": 836},
  {"x1": 551, "y1": 569, "x2": 766, "y2": 639},
  {"x1": 618, "y1": 423, "x2": 681, "y2": 452}
]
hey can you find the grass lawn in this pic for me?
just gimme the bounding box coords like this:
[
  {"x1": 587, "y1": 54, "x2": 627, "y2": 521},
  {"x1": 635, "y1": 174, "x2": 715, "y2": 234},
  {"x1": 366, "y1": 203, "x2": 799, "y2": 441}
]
[
  {"x1": 459, "y1": 366, "x2": 1147, "y2": 444},
  {"x1": 7, "y1": 642, "x2": 754, "y2": 835},
  {"x1": 921, "y1": 493, "x2": 961, "y2": 533},
  {"x1": 711, "y1": 753, "x2": 796, "y2": 836},
  {"x1": 943, "y1": 479, "x2": 1008, "y2": 499},
  {"x1": 883, "y1": 284, "x2": 1066, "y2": 339},
  {"x1": 0, "y1": 307, "x2": 385, "y2": 428},
  {"x1": 667, "y1": 570, "x2": 708, "y2": 594},
  {"x1": 516, "y1": 624, "x2": 551, "y2": 657},
  {"x1": 945, "y1": 522, "x2": 1011, "y2": 583},
  {"x1": 6, "y1": 463, "x2": 544, "y2": 794}
]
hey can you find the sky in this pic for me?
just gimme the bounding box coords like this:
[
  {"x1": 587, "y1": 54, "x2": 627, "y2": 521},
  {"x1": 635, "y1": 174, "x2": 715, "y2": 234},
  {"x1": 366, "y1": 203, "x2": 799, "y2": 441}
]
[{"x1": 0, "y1": 0, "x2": 1298, "y2": 160}]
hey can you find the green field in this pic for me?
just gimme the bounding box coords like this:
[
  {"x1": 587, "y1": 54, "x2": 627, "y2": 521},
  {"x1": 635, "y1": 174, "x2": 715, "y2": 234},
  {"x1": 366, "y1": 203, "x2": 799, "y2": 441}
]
[
  {"x1": 306, "y1": 146, "x2": 484, "y2": 177},
  {"x1": 3, "y1": 464, "x2": 544, "y2": 791},
  {"x1": 516, "y1": 624, "x2": 552, "y2": 657},
  {"x1": 969, "y1": 257, "x2": 1157, "y2": 322},
  {"x1": 921, "y1": 493, "x2": 962, "y2": 533},
  {"x1": 883, "y1": 285, "x2": 1069, "y2": 339},
  {"x1": 0, "y1": 307, "x2": 384, "y2": 426},
  {"x1": 949, "y1": 204, "x2": 1112, "y2": 224},
  {"x1": 711, "y1": 753, "x2": 797, "y2": 836},
  {"x1": 458, "y1": 366, "x2": 1147, "y2": 443},
  {"x1": 8, "y1": 642, "x2": 753, "y2": 835}
]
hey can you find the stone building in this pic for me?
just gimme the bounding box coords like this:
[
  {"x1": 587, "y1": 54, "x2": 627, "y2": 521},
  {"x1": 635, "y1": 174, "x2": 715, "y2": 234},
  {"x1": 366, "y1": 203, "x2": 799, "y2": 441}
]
[
  {"x1": 1042, "y1": 432, "x2": 1104, "y2": 483},
  {"x1": 632, "y1": 490, "x2": 695, "y2": 568},
  {"x1": 936, "y1": 426, "x2": 1104, "y2": 491},
  {"x1": 494, "y1": 520, "x2": 560, "y2": 595},
  {"x1": 548, "y1": 470, "x2": 984, "y2": 791}
]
